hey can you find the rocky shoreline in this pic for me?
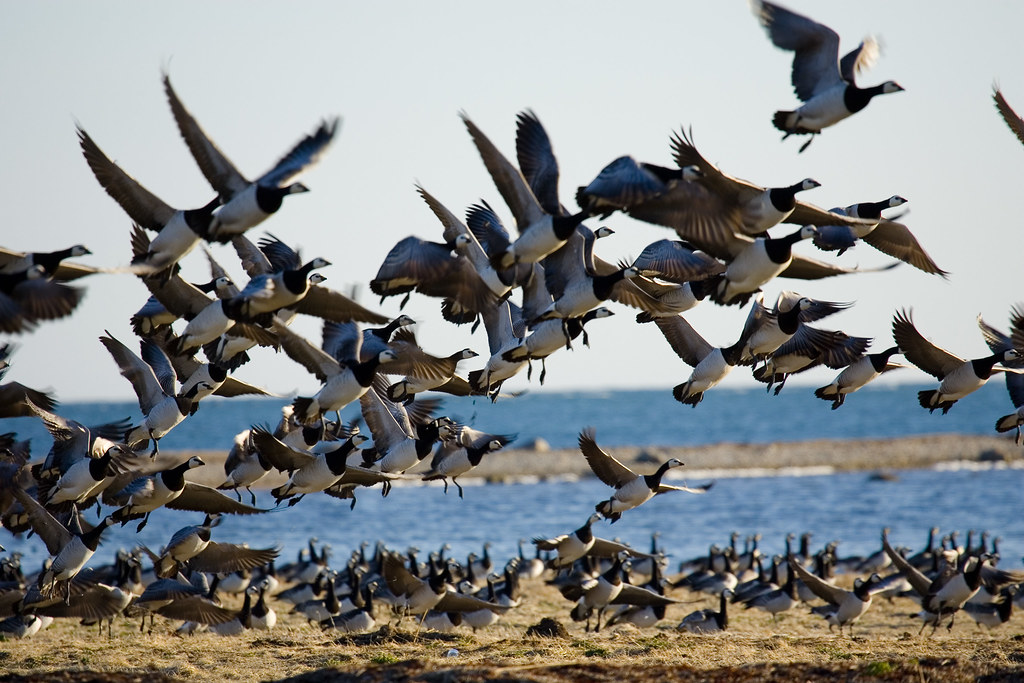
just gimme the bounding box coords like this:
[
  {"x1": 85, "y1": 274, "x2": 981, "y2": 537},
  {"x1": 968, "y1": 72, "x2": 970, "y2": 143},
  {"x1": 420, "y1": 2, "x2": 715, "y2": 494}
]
[{"x1": 174, "y1": 433, "x2": 1021, "y2": 490}]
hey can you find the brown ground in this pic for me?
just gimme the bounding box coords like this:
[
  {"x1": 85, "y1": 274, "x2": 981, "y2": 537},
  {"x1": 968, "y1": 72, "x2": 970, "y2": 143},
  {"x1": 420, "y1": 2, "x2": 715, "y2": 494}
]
[{"x1": 1, "y1": 571, "x2": 1022, "y2": 683}]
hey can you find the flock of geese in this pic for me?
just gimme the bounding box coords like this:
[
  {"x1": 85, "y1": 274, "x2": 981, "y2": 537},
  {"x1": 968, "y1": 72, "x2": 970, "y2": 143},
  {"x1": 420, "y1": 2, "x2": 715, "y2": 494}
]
[{"x1": 2, "y1": 0, "x2": 1024, "y2": 641}]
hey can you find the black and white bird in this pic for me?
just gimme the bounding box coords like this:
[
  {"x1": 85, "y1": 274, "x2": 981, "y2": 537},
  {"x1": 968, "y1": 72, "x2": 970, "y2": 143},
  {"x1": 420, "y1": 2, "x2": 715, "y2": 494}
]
[
  {"x1": 99, "y1": 331, "x2": 210, "y2": 456},
  {"x1": 814, "y1": 346, "x2": 907, "y2": 409},
  {"x1": 752, "y1": 0, "x2": 904, "y2": 151},
  {"x1": 460, "y1": 112, "x2": 589, "y2": 269},
  {"x1": 788, "y1": 554, "x2": 883, "y2": 635},
  {"x1": 678, "y1": 588, "x2": 732, "y2": 634},
  {"x1": 163, "y1": 73, "x2": 339, "y2": 242},
  {"x1": 893, "y1": 309, "x2": 1023, "y2": 414},
  {"x1": 421, "y1": 425, "x2": 515, "y2": 497},
  {"x1": 977, "y1": 305, "x2": 1024, "y2": 441},
  {"x1": 579, "y1": 427, "x2": 710, "y2": 522},
  {"x1": 653, "y1": 315, "x2": 747, "y2": 406},
  {"x1": 77, "y1": 126, "x2": 219, "y2": 279}
]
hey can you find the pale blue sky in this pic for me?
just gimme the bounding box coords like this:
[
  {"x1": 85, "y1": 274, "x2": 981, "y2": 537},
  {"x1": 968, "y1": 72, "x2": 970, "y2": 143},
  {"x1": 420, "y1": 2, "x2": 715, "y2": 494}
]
[{"x1": 1, "y1": 2, "x2": 1021, "y2": 402}]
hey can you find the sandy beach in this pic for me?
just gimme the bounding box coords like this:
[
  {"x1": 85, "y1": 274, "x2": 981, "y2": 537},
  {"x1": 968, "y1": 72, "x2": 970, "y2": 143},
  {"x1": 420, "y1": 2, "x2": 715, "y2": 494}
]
[{"x1": 175, "y1": 433, "x2": 1022, "y2": 490}]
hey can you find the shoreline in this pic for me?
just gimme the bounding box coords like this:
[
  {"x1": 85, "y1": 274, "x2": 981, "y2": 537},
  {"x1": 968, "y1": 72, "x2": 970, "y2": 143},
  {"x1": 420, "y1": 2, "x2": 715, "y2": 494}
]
[{"x1": 174, "y1": 433, "x2": 1021, "y2": 489}]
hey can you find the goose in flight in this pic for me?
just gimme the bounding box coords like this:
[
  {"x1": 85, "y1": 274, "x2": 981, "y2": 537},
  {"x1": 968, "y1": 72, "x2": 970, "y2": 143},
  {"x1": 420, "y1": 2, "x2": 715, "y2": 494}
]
[{"x1": 751, "y1": 0, "x2": 904, "y2": 151}]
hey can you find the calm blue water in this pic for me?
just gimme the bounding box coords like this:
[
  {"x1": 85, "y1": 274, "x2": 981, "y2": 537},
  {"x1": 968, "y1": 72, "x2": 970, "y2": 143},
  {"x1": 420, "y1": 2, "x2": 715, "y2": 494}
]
[{"x1": 3, "y1": 382, "x2": 1021, "y2": 575}]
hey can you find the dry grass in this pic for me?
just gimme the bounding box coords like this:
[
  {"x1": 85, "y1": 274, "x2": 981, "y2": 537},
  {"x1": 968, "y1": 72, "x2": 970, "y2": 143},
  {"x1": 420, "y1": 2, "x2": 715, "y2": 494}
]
[{"x1": 1, "y1": 574, "x2": 1023, "y2": 682}]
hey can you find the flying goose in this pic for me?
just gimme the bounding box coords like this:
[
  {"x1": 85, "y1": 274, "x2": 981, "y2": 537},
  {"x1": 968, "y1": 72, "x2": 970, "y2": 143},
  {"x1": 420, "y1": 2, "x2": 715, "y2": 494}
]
[
  {"x1": 274, "y1": 319, "x2": 398, "y2": 425},
  {"x1": 0, "y1": 245, "x2": 98, "y2": 281},
  {"x1": 812, "y1": 197, "x2": 948, "y2": 277},
  {"x1": 892, "y1": 309, "x2": 1023, "y2": 414},
  {"x1": 257, "y1": 428, "x2": 370, "y2": 506},
  {"x1": 466, "y1": 300, "x2": 529, "y2": 399},
  {"x1": 12, "y1": 488, "x2": 116, "y2": 600},
  {"x1": 76, "y1": 126, "x2": 219, "y2": 278},
  {"x1": 576, "y1": 155, "x2": 704, "y2": 218},
  {"x1": 421, "y1": 425, "x2": 515, "y2": 497},
  {"x1": 738, "y1": 290, "x2": 853, "y2": 365},
  {"x1": 383, "y1": 327, "x2": 478, "y2": 403},
  {"x1": 787, "y1": 554, "x2": 883, "y2": 635},
  {"x1": 532, "y1": 513, "x2": 648, "y2": 570},
  {"x1": 579, "y1": 427, "x2": 710, "y2": 522},
  {"x1": 0, "y1": 265, "x2": 84, "y2": 334},
  {"x1": 752, "y1": 0, "x2": 904, "y2": 151},
  {"x1": 559, "y1": 551, "x2": 634, "y2": 632},
  {"x1": 814, "y1": 346, "x2": 907, "y2": 409},
  {"x1": 751, "y1": 324, "x2": 871, "y2": 395},
  {"x1": 217, "y1": 428, "x2": 272, "y2": 504},
  {"x1": 99, "y1": 331, "x2": 210, "y2": 455},
  {"x1": 652, "y1": 315, "x2": 746, "y2": 406},
  {"x1": 359, "y1": 378, "x2": 454, "y2": 476},
  {"x1": 460, "y1": 112, "x2": 589, "y2": 269},
  {"x1": 163, "y1": 73, "x2": 339, "y2": 242},
  {"x1": 105, "y1": 455, "x2": 265, "y2": 529},
  {"x1": 977, "y1": 305, "x2": 1024, "y2": 441},
  {"x1": 143, "y1": 514, "x2": 279, "y2": 580}
]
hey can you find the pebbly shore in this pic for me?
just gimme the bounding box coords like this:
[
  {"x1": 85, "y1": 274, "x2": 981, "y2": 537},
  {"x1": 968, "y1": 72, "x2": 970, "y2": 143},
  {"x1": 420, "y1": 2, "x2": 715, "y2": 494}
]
[{"x1": 172, "y1": 433, "x2": 1021, "y2": 490}]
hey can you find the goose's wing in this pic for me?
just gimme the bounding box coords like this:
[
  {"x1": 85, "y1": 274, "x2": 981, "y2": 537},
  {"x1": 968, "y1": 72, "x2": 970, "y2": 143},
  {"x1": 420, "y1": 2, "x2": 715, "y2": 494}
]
[
  {"x1": 578, "y1": 426, "x2": 636, "y2": 488},
  {"x1": 188, "y1": 542, "x2": 280, "y2": 574},
  {"x1": 382, "y1": 552, "x2": 424, "y2": 597},
  {"x1": 892, "y1": 309, "x2": 963, "y2": 380},
  {"x1": 163, "y1": 73, "x2": 249, "y2": 197},
  {"x1": 631, "y1": 240, "x2": 725, "y2": 282},
  {"x1": 359, "y1": 384, "x2": 414, "y2": 452},
  {"x1": 296, "y1": 286, "x2": 389, "y2": 325},
  {"x1": 787, "y1": 554, "x2": 846, "y2": 606},
  {"x1": 12, "y1": 488, "x2": 72, "y2": 555},
  {"x1": 588, "y1": 538, "x2": 651, "y2": 558},
  {"x1": 138, "y1": 338, "x2": 179, "y2": 398},
  {"x1": 861, "y1": 220, "x2": 949, "y2": 277},
  {"x1": 655, "y1": 481, "x2": 713, "y2": 495},
  {"x1": 881, "y1": 531, "x2": 933, "y2": 596},
  {"x1": 515, "y1": 109, "x2": 561, "y2": 215},
  {"x1": 250, "y1": 425, "x2": 315, "y2": 472},
  {"x1": 611, "y1": 583, "x2": 681, "y2": 606},
  {"x1": 213, "y1": 376, "x2": 277, "y2": 399},
  {"x1": 624, "y1": 182, "x2": 749, "y2": 260},
  {"x1": 993, "y1": 88, "x2": 1024, "y2": 147},
  {"x1": 166, "y1": 482, "x2": 269, "y2": 515},
  {"x1": 24, "y1": 401, "x2": 90, "y2": 472},
  {"x1": 76, "y1": 127, "x2": 177, "y2": 231},
  {"x1": 752, "y1": 0, "x2": 843, "y2": 100},
  {"x1": 786, "y1": 202, "x2": 878, "y2": 229},
  {"x1": 461, "y1": 112, "x2": 546, "y2": 232},
  {"x1": 0, "y1": 381, "x2": 58, "y2": 418},
  {"x1": 271, "y1": 319, "x2": 342, "y2": 382},
  {"x1": 670, "y1": 128, "x2": 763, "y2": 208},
  {"x1": 231, "y1": 235, "x2": 275, "y2": 277},
  {"x1": 652, "y1": 315, "x2": 715, "y2": 368},
  {"x1": 99, "y1": 333, "x2": 167, "y2": 413},
  {"x1": 155, "y1": 596, "x2": 238, "y2": 625},
  {"x1": 779, "y1": 254, "x2": 899, "y2": 281},
  {"x1": 436, "y1": 590, "x2": 509, "y2": 613},
  {"x1": 336, "y1": 465, "x2": 409, "y2": 487},
  {"x1": 257, "y1": 118, "x2": 340, "y2": 188}
]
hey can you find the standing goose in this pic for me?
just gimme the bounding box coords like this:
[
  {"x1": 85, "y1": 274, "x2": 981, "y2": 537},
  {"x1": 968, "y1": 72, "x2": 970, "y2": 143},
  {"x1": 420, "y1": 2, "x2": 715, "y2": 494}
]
[
  {"x1": 752, "y1": 0, "x2": 904, "y2": 151},
  {"x1": 163, "y1": 73, "x2": 339, "y2": 242},
  {"x1": 787, "y1": 554, "x2": 883, "y2": 635},
  {"x1": 579, "y1": 427, "x2": 710, "y2": 523},
  {"x1": 460, "y1": 112, "x2": 589, "y2": 269},
  {"x1": 893, "y1": 309, "x2": 1023, "y2": 414},
  {"x1": 653, "y1": 315, "x2": 747, "y2": 406},
  {"x1": 76, "y1": 126, "x2": 219, "y2": 279},
  {"x1": 679, "y1": 589, "x2": 732, "y2": 634},
  {"x1": 814, "y1": 346, "x2": 908, "y2": 409}
]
